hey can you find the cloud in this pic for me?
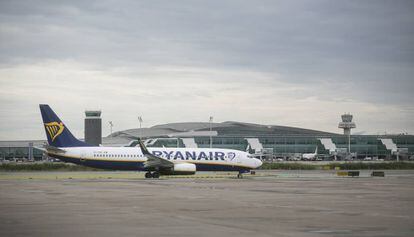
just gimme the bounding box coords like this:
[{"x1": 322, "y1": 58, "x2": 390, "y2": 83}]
[
  {"x1": 0, "y1": 60, "x2": 412, "y2": 140},
  {"x1": 0, "y1": 0, "x2": 413, "y2": 139}
]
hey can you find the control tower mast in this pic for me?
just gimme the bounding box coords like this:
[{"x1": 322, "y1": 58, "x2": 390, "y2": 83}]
[{"x1": 338, "y1": 113, "x2": 356, "y2": 153}]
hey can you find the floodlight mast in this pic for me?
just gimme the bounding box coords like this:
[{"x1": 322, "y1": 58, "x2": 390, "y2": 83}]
[
  {"x1": 209, "y1": 116, "x2": 213, "y2": 148},
  {"x1": 138, "y1": 116, "x2": 143, "y2": 139},
  {"x1": 109, "y1": 121, "x2": 113, "y2": 136}
]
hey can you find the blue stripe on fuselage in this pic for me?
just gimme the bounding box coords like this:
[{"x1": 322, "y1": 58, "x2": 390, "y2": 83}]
[{"x1": 49, "y1": 153, "x2": 145, "y2": 171}]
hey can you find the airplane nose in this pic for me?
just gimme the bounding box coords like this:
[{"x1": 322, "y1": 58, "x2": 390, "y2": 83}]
[{"x1": 255, "y1": 158, "x2": 263, "y2": 168}]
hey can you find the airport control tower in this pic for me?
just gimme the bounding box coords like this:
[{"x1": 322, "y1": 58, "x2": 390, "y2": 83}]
[
  {"x1": 85, "y1": 110, "x2": 102, "y2": 146},
  {"x1": 338, "y1": 113, "x2": 356, "y2": 135},
  {"x1": 338, "y1": 113, "x2": 356, "y2": 153}
]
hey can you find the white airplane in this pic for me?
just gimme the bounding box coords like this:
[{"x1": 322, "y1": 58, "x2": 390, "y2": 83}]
[
  {"x1": 301, "y1": 147, "x2": 318, "y2": 160},
  {"x1": 38, "y1": 104, "x2": 262, "y2": 178}
]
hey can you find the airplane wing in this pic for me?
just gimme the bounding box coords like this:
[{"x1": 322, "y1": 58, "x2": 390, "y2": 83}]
[{"x1": 137, "y1": 139, "x2": 174, "y2": 169}]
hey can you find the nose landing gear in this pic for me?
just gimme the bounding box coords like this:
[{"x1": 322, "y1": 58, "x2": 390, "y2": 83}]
[{"x1": 237, "y1": 172, "x2": 243, "y2": 179}]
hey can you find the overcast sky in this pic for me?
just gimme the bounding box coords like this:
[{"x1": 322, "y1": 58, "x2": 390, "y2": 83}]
[{"x1": 0, "y1": 0, "x2": 413, "y2": 140}]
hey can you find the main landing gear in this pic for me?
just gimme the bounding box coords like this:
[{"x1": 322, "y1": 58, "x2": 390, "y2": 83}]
[{"x1": 145, "y1": 171, "x2": 160, "y2": 179}]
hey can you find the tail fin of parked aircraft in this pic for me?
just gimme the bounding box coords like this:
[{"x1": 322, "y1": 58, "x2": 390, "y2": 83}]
[{"x1": 39, "y1": 104, "x2": 89, "y2": 147}]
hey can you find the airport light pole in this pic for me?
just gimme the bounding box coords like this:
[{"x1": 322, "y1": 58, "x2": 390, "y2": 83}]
[
  {"x1": 138, "y1": 116, "x2": 143, "y2": 139},
  {"x1": 209, "y1": 116, "x2": 213, "y2": 148},
  {"x1": 109, "y1": 121, "x2": 113, "y2": 136},
  {"x1": 397, "y1": 150, "x2": 399, "y2": 162}
]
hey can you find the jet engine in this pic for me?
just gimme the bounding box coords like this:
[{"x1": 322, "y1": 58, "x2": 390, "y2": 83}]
[{"x1": 171, "y1": 163, "x2": 196, "y2": 175}]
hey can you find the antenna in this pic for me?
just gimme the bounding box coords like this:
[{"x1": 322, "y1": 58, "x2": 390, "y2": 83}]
[{"x1": 209, "y1": 116, "x2": 213, "y2": 148}]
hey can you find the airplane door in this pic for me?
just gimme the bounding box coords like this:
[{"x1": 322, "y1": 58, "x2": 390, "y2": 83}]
[{"x1": 80, "y1": 153, "x2": 87, "y2": 163}]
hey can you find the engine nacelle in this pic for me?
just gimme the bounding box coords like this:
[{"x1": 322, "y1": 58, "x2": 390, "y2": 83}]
[{"x1": 172, "y1": 163, "x2": 196, "y2": 175}]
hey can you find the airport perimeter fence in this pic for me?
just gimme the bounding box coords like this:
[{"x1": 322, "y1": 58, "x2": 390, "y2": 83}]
[{"x1": 259, "y1": 162, "x2": 414, "y2": 170}]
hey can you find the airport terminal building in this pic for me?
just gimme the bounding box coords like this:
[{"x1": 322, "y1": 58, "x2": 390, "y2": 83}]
[{"x1": 1, "y1": 121, "x2": 413, "y2": 161}]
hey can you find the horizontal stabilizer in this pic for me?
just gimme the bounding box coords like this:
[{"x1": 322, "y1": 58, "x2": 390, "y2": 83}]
[{"x1": 43, "y1": 145, "x2": 66, "y2": 153}]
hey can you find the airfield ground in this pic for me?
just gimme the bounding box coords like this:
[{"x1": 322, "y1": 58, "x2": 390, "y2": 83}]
[{"x1": 0, "y1": 170, "x2": 413, "y2": 237}]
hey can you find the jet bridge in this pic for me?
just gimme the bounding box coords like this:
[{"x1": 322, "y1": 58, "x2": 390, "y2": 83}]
[
  {"x1": 181, "y1": 138, "x2": 198, "y2": 148},
  {"x1": 245, "y1": 138, "x2": 263, "y2": 154},
  {"x1": 144, "y1": 139, "x2": 158, "y2": 146},
  {"x1": 319, "y1": 138, "x2": 337, "y2": 154},
  {"x1": 379, "y1": 138, "x2": 398, "y2": 154}
]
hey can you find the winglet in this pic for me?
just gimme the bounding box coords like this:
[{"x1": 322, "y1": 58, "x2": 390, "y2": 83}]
[{"x1": 137, "y1": 139, "x2": 151, "y2": 155}]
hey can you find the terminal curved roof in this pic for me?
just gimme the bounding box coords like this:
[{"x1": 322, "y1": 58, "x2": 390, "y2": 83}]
[{"x1": 108, "y1": 121, "x2": 337, "y2": 140}]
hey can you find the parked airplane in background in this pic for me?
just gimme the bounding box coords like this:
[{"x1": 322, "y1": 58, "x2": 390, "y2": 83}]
[
  {"x1": 301, "y1": 147, "x2": 318, "y2": 160},
  {"x1": 38, "y1": 104, "x2": 262, "y2": 178}
]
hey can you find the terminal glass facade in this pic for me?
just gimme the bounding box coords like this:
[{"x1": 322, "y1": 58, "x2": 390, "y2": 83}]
[{"x1": 1, "y1": 135, "x2": 413, "y2": 161}]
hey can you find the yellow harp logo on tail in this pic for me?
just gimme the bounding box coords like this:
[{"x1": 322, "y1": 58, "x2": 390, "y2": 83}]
[{"x1": 44, "y1": 122, "x2": 65, "y2": 142}]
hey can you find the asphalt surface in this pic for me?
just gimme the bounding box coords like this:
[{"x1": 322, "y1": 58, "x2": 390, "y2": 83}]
[{"x1": 0, "y1": 170, "x2": 413, "y2": 237}]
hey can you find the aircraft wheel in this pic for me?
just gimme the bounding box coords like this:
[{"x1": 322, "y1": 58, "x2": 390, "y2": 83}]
[
  {"x1": 145, "y1": 172, "x2": 152, "y2": 179},
  {"x1": 152, "y1": 172, "x2": 160, "y2": 179},
  {"x1": 237, "y1": 173, "x2": 243, "y2": 179}
]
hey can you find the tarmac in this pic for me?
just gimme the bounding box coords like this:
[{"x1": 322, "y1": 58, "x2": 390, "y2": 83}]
[{"x1": 0, "y1": 170, "x2": 413, "y2": 237}]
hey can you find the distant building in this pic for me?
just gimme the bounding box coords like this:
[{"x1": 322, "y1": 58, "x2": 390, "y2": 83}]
[{"x1": 84, "y1": 110, "x2": 102, "y2": 146}]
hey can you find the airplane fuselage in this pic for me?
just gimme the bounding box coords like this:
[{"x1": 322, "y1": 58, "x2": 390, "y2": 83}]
[{"x1": 47, "y1": 146, "x2": 261, "y2": 172}]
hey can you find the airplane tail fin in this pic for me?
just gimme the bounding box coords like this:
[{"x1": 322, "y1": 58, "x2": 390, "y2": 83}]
[{"x1": 40, "y1": 104, "x2": 89, "y2": 147}]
